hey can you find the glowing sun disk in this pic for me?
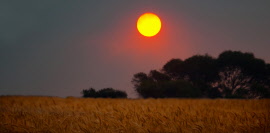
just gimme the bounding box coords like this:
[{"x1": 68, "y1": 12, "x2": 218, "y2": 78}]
[{"x1": 137, "y1": 13, "x2": 161, "y2": 37}]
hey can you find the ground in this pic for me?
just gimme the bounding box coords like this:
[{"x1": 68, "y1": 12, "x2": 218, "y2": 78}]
[{"x1": 0, "y1": 96, "x2": 269, "y2": 133}]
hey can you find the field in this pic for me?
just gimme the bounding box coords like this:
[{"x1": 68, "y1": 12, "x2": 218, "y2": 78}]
[{"x1": 0, "y1": 96, "x2": 269, "y2": 133}]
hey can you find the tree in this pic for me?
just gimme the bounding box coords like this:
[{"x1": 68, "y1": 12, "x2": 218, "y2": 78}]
[
  {"x1": 97, "y1": 88, "x2": 127, "y2": 98},
  {"x1": 217, "y1": 51, "x2": 267, "y2": 80},
  {"x1": 213, "y1": 51, "x2": 269, "y2": 98},
  {"x1": 212, "y1": 67, "x2": 252, "y2": 98},
  {"x1": 81, "y1": 88, "x2": 127, "y2": 98},
  {"x1": 249, "y1": 83, "x2": 270, "y2": 98},
  {"x1": 162, "y1": 55, "x2": 219, "y2": 97},
  {"x1": 132, "y1": 72, "x2": 149, "y2": 89},
  {"x1": 149, "y1": 70, "x2": 171, "y2": 82},
  {"x1": 131, "y1": 72, "x2": 155, "y2": 98},
  {"x1": 132, "y1": 71, "x2": 202, "y2": 98},
  {"x1": 161, "y1": 80, "x2": 202, "y2": 98},
  {"x1": 162, "y1": 59, "x2": 184, "y2": 79},
  {"x1": 132, "y1": 50, "x2": 270, "y2": 99},
  {"x1": 182, "y1": 55, "x2": 219, "y2": 96},
  {"x1": 266, "y1": 64, "x2": 270, "y2": 88},
  {"x1": 81, "y1": 88, "x2": 97, "y2": 98}
]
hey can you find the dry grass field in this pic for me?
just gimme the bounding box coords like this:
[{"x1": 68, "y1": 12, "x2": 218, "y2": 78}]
[{"x1": 0, "y1": 96, "x2": 269, "y2": 133}]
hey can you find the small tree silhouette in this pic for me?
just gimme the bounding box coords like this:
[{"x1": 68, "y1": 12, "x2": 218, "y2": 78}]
[
  {"x1": 82, "y1": 88, "x2": 96, "y2": 98},
  {"x1": 81, "y1": 88, "x2": 127, "y2": 98}
]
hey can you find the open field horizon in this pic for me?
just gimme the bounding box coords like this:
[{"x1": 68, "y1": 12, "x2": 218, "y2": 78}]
[
  {"x1": 0, "y1": 96, "x2": 269, "y2": 133},
  {"x1": 1, "y1": 1, "x2": 270, "y2": 133}
]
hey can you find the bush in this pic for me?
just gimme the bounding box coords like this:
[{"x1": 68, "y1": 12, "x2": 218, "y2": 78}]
[{"x1": 81, "y1": 88, "x2": 127, "y2": 98}]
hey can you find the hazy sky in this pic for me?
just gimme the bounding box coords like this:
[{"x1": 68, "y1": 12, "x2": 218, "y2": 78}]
[{"x1": 1, "y1": 0, "x2": 270, "y2": 98}]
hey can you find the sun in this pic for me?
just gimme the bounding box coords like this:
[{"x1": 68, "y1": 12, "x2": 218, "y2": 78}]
[{"x1": 137, "y1": 13, "x2": 161, "y2": 37}]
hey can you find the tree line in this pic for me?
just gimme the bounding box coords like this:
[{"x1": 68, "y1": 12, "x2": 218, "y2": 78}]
[{"x1": 132, "y1": 50, "x2": 270, "y2": 99}]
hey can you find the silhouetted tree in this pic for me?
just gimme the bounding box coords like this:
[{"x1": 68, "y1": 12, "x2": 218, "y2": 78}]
[
  {"x1": 81, "y1": 88, "x2": 127, "y2": 98},
  {"x1": 162, "y1": 55, "x2": 219, "y2": 97},
  {"x1": 82, "y1": 88, "x2": 97, "y2": 98},
  {"x1": 132, "y1": 72, "x2": 155, "y2": 97},
  {"x1": 266, "y1": 63, "x2": 270, "y2": 88},
  {"x1": 249, "y1": 83, "x2": 270, "y2": 98},
  {"x1": 212, "y1": 67, "x2": 252, "y2": 98},
  {"x1": 217, "y1": 51, "x2": 267, "y2": 80},
  {"x1": 215, "y1": 51, "x2": 269, "y2": 98},
  {"x1": 97, "y1": 88, "x2": 127, "y2": 98},
  {"x1": 162, "y1": 59, "x2": 184, "y2": 79},
  {"x1": 161, "y1": 80, "x2": 202, "y2": 98},
  {"x1": 132, "y1": 71, "x2": 202, "y2": 98},
  {"x1": 182, "y1": 55, "x2": 219, "y2": 96},
  {"x1": 149, "y1": 70, "x2": 171, "y2": 82},
  {"x1": 132, "y1": 72, "x2": 149, "y2": 89},
  {"x1": 132, "y1": 50, "x2": 270, "y2": 99}
]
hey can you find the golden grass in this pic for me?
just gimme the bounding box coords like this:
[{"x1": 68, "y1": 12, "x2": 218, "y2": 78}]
[{"x1": 0, "y1": 96, "x2": 269, "y2": 133}]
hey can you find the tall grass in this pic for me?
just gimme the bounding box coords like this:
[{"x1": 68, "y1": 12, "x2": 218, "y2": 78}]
[{"x1": 0, "y1": 96, "x2": 269, "y2": 133}]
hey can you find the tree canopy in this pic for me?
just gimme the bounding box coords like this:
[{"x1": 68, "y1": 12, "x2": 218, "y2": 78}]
[
  {"x1": 81, "y1": 88, "x2": 127, "y2": 98},
  {"x1": 132, "y1": 50, "x2": 270, "y2": 99}
]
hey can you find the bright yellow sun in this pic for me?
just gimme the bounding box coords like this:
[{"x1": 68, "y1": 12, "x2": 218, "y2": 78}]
[{"x1": 137, "y1": 13, "x2": 161, "y2": 37}]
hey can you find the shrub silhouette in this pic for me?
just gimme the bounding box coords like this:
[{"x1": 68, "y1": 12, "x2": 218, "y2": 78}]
[{"x1": 81, "y1": 88, "x2": 127, "y2": 98}]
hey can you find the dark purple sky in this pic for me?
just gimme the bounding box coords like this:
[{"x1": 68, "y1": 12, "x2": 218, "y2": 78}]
[{"x1": 1, "y1": 1, "x2": 270, "y2": 98}]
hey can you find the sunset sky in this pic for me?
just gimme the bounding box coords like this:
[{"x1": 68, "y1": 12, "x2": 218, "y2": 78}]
[{"x1": 1, "y1": 1, "x2": 270, "y2": 98}]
